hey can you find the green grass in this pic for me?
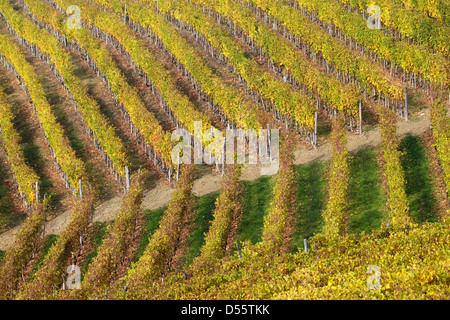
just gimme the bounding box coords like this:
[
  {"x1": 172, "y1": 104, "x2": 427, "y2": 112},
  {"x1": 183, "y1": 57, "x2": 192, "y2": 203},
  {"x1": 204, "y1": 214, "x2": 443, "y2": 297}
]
[
  {"x1": 0, "y1": 250, "x2": 5, "y2": 263},
  {"x1": 399, "y1": 134, "x2": 439, "y2": 223},
  {"x1": 131, "y1": 207, "x2": 166, "y2": 263},
  {"x1": 32, "y1": 234, "x2": 58, "y2": 274},
  {"x1": 348, "y1": 147, "x2": 387, "y2": 235},
  {"x1": 80, "y1": 221, "x2": 110, "y2": 280},
  {"x1": 292, "y1": 147, "x2": 388, "y2": 251},
  {"x1": 181, "y1": 193, "x2": 219, "y2": 267},
  {"x1": 292, "y1": 161, "x2": 328, "y2": 252},
  {"x1": 237, "y1": 176, "x2": 275, "y2": 245}
]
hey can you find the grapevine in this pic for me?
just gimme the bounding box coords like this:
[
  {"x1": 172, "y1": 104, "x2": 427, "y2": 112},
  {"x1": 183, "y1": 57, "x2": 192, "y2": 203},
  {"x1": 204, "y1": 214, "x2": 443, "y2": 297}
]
[
  {"x1": 0, "y1": 32, "x2": 85, "y2": 192},
  {"x1": 430, "y1": 93, "x2": 450, "y2": 199},
  {"x1": 317, "y1": 116, "x2": 350, "y2": 242},
  {"x1": 337, "y1": 0, "x2": 450, "y2": 56},
  {"x1": 125, "y1": 164, "x2": 195, "y2": 298},
  {"x1": 291, "y1": 0, "x2": 450, "y2": 86},
  {"x1": 243, "y1": 0, "x2": 404, "y2": 102},
  {"x1": 75, "y1": 171, "x2": 147, "y2": 299},
  {"x1": 17, "y1": 192, "x2": 94, "y2": 299},
  {"x1": 378, "y1": 106, "x2": 411, "y2": 230},
  {"x1": 191, "y1": 164, "x2": 243, "y2": 271},
  {"x1": 261, "y1": 133, "x2": 297, "y2": 251},
  {"x1": 394, "y1": 0, "x2": 450, "y2": 26},
  {"x1": 0, "y1": 206, "x2": 46, "y2": 299},
  {"x1": 0, "y1": 88, "x2": 40, "y2": 209}
]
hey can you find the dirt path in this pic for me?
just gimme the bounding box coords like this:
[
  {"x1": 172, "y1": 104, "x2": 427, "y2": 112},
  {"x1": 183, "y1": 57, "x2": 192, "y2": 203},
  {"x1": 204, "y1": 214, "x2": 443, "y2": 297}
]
[{"x1": 0, "y1": 110, "x2": 434, "y2": 250}]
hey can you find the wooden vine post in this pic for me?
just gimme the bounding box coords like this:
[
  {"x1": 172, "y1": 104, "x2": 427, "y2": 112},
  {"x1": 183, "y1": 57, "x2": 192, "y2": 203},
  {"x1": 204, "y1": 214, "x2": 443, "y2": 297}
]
[
  {"x1": 125, "y1": 166, "x2": 130, "y2": 191},
  {"x1": 267, "y1": 123, "x2": 272, "y2": 162},
  {"x1": 79, "y1": 179, "x2": 82, "y2": 200},
  {"x1": 123, "y1": 2, "x2": 127, "y2": 24},
  {"x1": 359, "y1": 99, "x2": 363, "y2": 135},
  {"x1": 405, "y1": 85, "x2": 408, "y2": 121},
  {"x1": 222, "y1": 139, "x2": 225, "y2": 175},
  {"x1": 176, "y1": 153, "x2": 180, "y2": 182},
  {"x1": 314, "y1": 111, "x2": 318, "y2": 147},
  {"x1": 35, "y1": 181, "x2": 39, "y2": 207}
]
